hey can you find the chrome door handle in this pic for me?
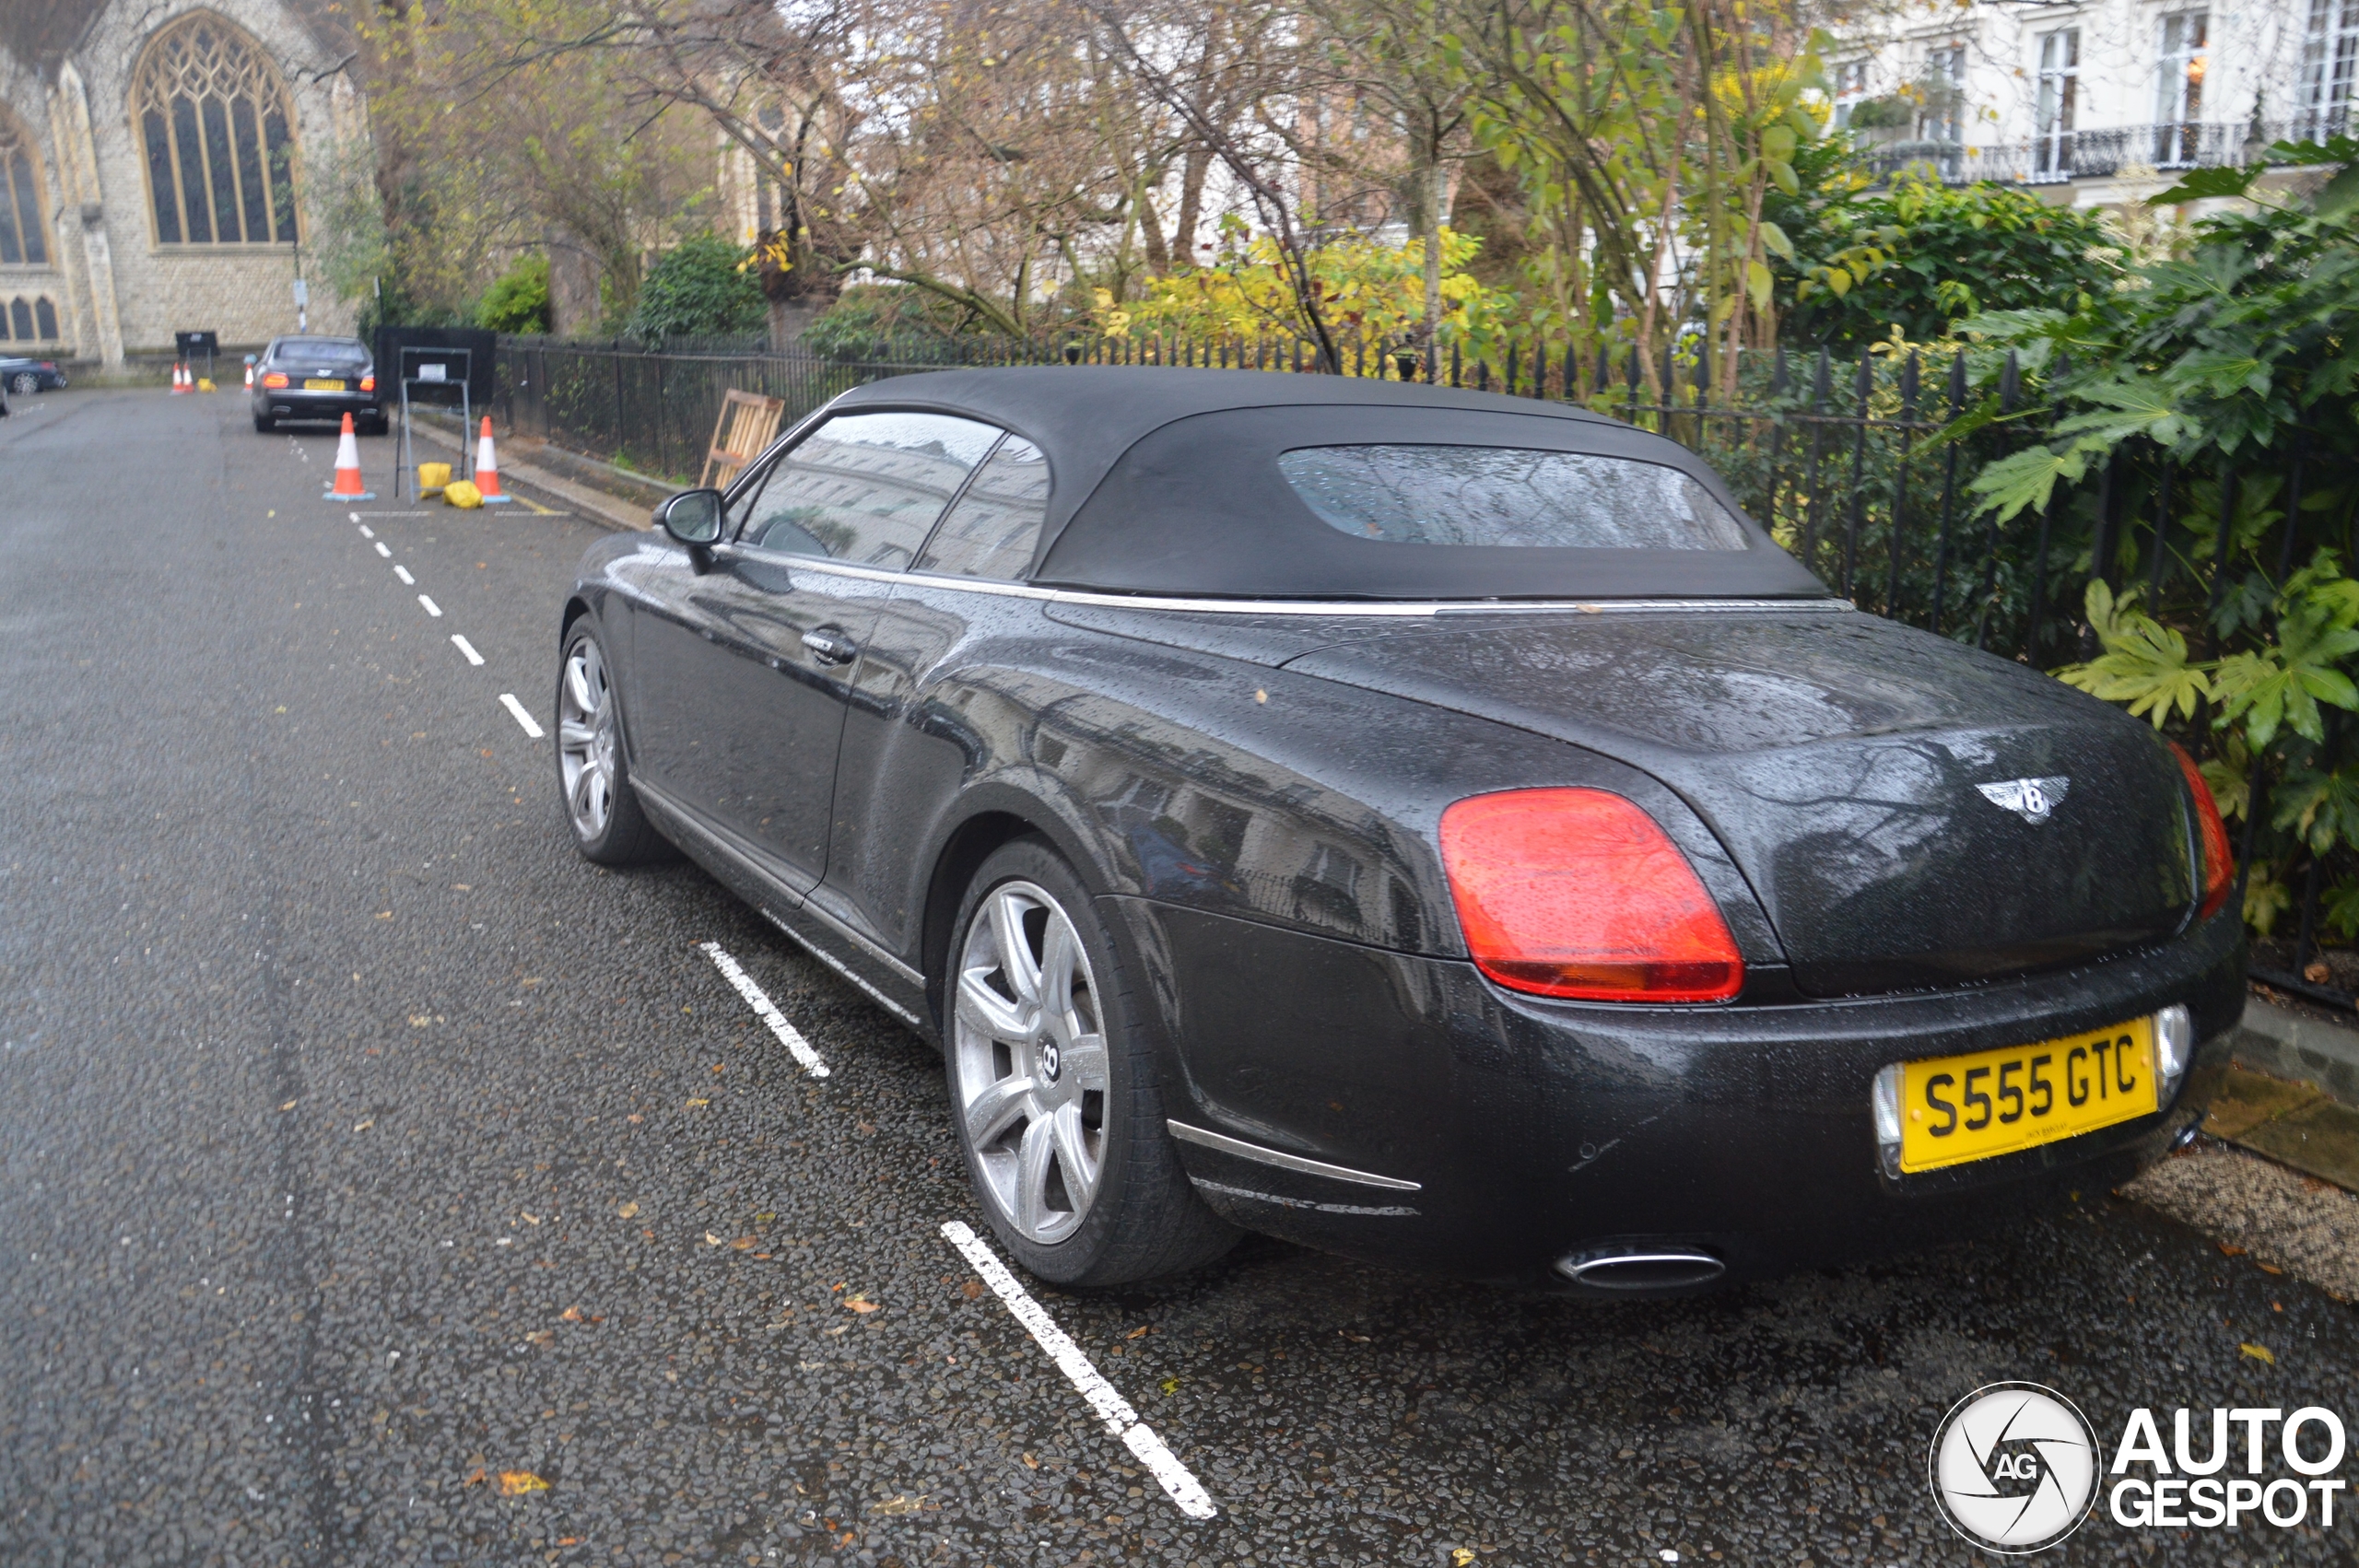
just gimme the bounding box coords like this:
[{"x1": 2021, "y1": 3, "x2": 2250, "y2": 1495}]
[{"x1": 801, "y1": 630, "x2": 857, "y2": 665}]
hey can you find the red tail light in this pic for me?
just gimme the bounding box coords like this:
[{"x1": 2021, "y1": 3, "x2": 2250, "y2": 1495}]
[
  {"x1": 262, "y1": 371, "x2": 288, "y2": 388},
  {"x1": 2170, "y1": 743, "x2": 2236, "y2": 919},
  {"x1": 1439, "y1": 788, "x2": 1744, "y2": 1002},
  {"x1": 359, "y1": 374, "x2": 376, "y2": 392}
]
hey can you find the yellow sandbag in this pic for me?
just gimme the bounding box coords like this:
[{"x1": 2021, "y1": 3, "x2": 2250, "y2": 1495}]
[
  {"x1": 444, "y1": 479, "x2": 484, "y2": 509},
  {"x1": 417, "y1": 462, "x2": 452, "y2": 495},
  {"x1": 196, "y1": 378, "x2": 217, "y2": 392}
]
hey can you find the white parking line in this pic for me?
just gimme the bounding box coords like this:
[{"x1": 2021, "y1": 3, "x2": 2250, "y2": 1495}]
[
  {"x1": 698, "y1": 942, "x2": 829, "y2": 1078},
  {"x1": 417, "y1": 595, "x2": 441, "y2": 617},
  {"x1": 374, "y1": 542, "x2": 391, "y2": 557},
  {"x1": 451, "y1": 635, "x2": 484, "y2": 666},
  {"x1": 393, "y1": 566, "x2": 415, "y2": 585},
  {"x1": 939, "y1": 1221, "x2": 1216, "y2": 1519},
  {"x1": 358, "y1": 523, "x2": 373, "y2": 538},
  {"x1": 498, "y1": 693, "x2": 544, "y2": 738}
]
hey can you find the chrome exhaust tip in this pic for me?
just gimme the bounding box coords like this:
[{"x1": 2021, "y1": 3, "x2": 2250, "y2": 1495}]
[{"x1": 1555, "y1": 1246, "x2": 1726, "y2": 1293}]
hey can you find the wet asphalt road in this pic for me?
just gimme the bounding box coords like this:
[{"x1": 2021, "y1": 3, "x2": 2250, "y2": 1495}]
[{"x1": 4, "y1": 390, "x2": 2356, "y2": 1568}]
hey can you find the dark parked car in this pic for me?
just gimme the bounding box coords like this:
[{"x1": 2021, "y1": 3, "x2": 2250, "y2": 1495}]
[
  {"x1": 556, "y1": 369, "x2": 2244, "y2": 1293},
  {"x1": 0, "y1": 356, "x2": 66, "y2": 394},
  {"x1": 251, "y1": 334, "x2": 381, "y2": 433}
]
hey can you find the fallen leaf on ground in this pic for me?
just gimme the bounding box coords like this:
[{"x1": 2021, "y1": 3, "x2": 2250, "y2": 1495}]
[
  {"x1": 497, "y1": 1471, "x2": 548, "y2": 1496},
  {"x1": 522, "y1": 1329, "x2": 553, "y2": 1347},
  {"x1": 1338, "y1": 1329, "x2": 1371, "y2": 1343},
  {"x1": 2219, "y1": 1242, "x2": 2248, "y2": 1257},
  {"x1": 730, "y1": 1235, "x2": 756, "y2": 1250},
  {"x1": 520, "y1": 1213, "x2": 541, "y2": 1225},
  {"x1": 1125, "y1": 1325, "x2": 1151, "y2": 1340},
  {"x1": 857, "y1": 1120, "x2": 875, "y2": 1134},
  {"x1": 869, "y1": 1494, "x2": 924, "y2": 1516},
  {"x1": 2241, "y1": 1342, "x2": 2276, "y2": 1365},
  {"x1": 616, "y1": 1202, "x2": 639, "y2": 1219},
  {"x1": 560, "y1": 1306, "x2": 584, "y2": 1322},
  {"x1": 1021, "y1": 1454, "x2": 1039, "y2": 1469},
  {"x1": 705, "y1": 1232, "x2": 724, "y2": 1246},
  {"x1": 1451, "y1": 1550, "x2": 1474, "y2": 1567},
  {"x1": 1159, "y1": 1376, "x2": 1180, "y2": 1395},
  {"x1": 627, "y1": 1114, "x2": 642, "y2": 1124},
  {"x1": 463, "y1": 1467, "x2": 487, "y2": 1488},
  {"x1": 352, "y1": 1119, "x2": 373, "y2": 1132},
  {"x1": 556, "y1": 1539, "x2": 578, "y2": 1548},
  {"x1": 844, "y1": 1294, "x2": 880, "y2": 1314},
  {"x1": 685, "y1": 1098, "x2": 710, "y2": 1108},
  {"x1": 278, "y1": 1101, "x2": 298, "y2": 1112},
  {"x1": 960, "y1": 1279, "x2": 983, "y2": 1300},
  {"x1": 2259, "y1": 1262, "x2": 2284, "y2": 1275}
]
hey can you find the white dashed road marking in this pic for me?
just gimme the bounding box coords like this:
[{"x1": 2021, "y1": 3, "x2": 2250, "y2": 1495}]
[
  {"x1": 498, "y1": 693, "x2": 544, "y2": 738},
  {"x1": 393, "y1": 566, "x2": 415, "y2": 585},
  {"x1": 939, "y1": 1221, "x2": 1217, "y2": 1520},
  {"x1": 698, "y1": 942, "x2": 829, "y2": 1078},
  {"x1": 417, "y1": 595, "x2": 441, "y2": 617},
  {"x1": 357, "y1": 522, "x2": 373, "y2": 537},
  {"x1": 374, "y1": 542, "x2": 391, "y2": 557},
  {"x1": 451, "y1": 635, "x2": 484, "y2": 666}
]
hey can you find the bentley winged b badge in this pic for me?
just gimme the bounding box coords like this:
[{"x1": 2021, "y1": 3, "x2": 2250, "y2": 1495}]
[{"x1": 1977, "y1": 776, "x2": 2071, "y2": 825}]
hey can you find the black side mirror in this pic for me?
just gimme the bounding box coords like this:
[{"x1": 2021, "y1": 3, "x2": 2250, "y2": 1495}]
[{"x1": 658, "y1": 488, "x2": 725, "y2": 547}]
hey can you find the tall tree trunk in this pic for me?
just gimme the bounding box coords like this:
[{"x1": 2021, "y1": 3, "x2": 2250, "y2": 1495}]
[{"x1": 1172, "y1": 146, "x2": 1212, "y2": 263}]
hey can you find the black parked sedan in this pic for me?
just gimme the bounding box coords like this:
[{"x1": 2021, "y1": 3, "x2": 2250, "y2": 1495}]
[
  {"x1": 556, "y1": 369, "x2": 2244, "y2": 1293},
  {"x1": 0, "y1": 356, "x2": 66, "y2": 394},
  {"x1": 251, "y1": 334, "x2": 381, "y2": 433}
]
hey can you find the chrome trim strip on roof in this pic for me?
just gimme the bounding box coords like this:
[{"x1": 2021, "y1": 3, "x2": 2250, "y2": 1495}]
[
  {"x1": 1167, "y1": 1120, "x2": 1423, "y2": 1190},
  {"x1": 724, "y1": 547, "x2": 1851, "y2": 617}
]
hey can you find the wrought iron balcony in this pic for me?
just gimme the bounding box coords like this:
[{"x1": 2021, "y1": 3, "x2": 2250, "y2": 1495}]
[{"x1": 1860, "y1": 116, "x2": 2343, "y2": 187}]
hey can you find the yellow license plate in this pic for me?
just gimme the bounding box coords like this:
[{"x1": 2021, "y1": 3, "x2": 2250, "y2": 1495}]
[
  {"x1": 1898, "y1": 1017, "x2": 2156, "y2": 1173},
  {"x1": 304, "y1": 378, "x2": 346, "y2": 392}
]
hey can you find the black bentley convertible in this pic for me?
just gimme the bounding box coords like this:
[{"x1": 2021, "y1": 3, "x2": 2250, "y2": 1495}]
[{"x1": 556, "y1": 369, "x2": 2244, "y2": 1293}]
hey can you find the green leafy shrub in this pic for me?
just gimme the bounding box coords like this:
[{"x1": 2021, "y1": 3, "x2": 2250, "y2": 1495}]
[
  {"x1": 476, "y1": 255, "x2": 552, "y2": 334},
  {"x1": 1775, "y1": 175, "x2": 2125, "y2": 351},
  {"x1": 626, "y1": 234, "x2": 768, "y2": 343},
  {"x1": 1964, "y1": 137, "x2": 2359, "y2": 939}
]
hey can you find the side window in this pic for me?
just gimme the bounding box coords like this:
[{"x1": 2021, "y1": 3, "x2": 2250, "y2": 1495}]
[
  {"x1": 917, "y1": 437, "x2": 1050, "y2": 580},
  {"x1": 735, "y1": 411, "x2": 1003, "y2": 569}
]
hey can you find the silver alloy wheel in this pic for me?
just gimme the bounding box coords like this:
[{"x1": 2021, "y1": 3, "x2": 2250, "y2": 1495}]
[
  {"x1": 9, "y1": 374, "x2": 35, "y2": 395},
  {"x1": 954, "y1": 880, "x2": 1109, "y2": 1245},
  {"x1": 557, "y1": 638, "x2": 618, "y2": 841}
]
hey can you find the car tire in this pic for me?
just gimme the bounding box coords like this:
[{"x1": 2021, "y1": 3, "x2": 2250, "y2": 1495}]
[
  {"x1": 362, "y1": 416, "x2": 389, "y2": 437},
  {"x1": 8, "y1": 373, "x2": 36, "y2": 395},
  {"x1": 945, "y1": 837, "x2": 1238, "y2": 1286},
  {"x1": 253, "y1": 414, "x2": 274, "y2": 432},
  {"x1": 555, "y1": 620, "x2": 670, "y2": 865}
]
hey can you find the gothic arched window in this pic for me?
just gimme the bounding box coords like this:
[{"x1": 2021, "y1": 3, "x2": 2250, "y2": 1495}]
[
  {"x1": 133, "y1": 15, "x2": 298, "y2": 246},
  {"x1": 0, "y1": 114, "x2": 48, "y2": 266}
]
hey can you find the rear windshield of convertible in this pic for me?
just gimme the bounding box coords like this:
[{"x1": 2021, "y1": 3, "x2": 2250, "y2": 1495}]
[{"x1": 1277, "y1": 445, "x2": 1748, "y2": 551}]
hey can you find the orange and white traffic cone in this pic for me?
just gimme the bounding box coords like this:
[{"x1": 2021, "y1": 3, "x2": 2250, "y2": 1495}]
[
  {"x1": 325, "y1": 412, "x2": 375, "y2": 501},
  {"x1": 242, "y1": 361, "x2": 254, "y2": 391},
  {"x1": 169, "y1": 361, "x2": 191, "y2": 394},
  {"x1": 473, "y1": 415, "x2": 514, "y2": 504}
]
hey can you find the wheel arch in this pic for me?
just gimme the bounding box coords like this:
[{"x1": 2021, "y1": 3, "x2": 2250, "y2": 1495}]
[{"x1": 919, "y1": 785, "x2": 1116, "y2": 1036}]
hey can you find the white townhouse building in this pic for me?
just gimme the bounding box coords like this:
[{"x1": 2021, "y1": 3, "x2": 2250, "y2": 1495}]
[{"x1": 1822, "y1": 0, "x2": 2351, "y2": 204}]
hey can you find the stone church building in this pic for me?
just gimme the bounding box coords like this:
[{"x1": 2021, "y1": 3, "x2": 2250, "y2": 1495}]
[{"x1": 0, "y1": 0, "x2": 364, "y2": 370}]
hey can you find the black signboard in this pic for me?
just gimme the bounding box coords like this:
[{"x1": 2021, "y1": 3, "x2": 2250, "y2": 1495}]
[{"x1": 372, "y1": 326, "x2": 496, "y2": 407}]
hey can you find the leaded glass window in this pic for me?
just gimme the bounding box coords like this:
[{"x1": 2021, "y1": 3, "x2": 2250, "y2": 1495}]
[
  {"x1": 0, "y1": 115, "x2": 48, "y2": 266},
  {"x1": 133, "y1": 16, "x2": 298, "y2": 246}
]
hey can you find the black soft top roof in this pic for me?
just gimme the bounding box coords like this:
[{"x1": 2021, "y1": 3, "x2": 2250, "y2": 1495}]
[{"x1": 828, "y1": 368, "x2": 1830, "y2": 601}]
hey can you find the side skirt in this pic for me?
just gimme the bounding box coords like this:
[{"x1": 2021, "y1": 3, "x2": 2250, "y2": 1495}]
[{"x1": 634, "y1": 778, "x2": 937, "y2": 1044}]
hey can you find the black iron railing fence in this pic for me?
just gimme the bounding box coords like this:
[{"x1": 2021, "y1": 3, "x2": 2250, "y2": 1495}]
[{"x1": 496, "y1": 330, "x2": 2338, "y2": 1002}]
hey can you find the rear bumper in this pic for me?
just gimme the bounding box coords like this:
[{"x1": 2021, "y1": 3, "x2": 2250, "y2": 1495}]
[
  {"x1": 1114, "y1": 895, "x2": 2246, "y2": 1291},
  {"x1": 254, "y1": 389, "x2": 380, "y2": 422}
]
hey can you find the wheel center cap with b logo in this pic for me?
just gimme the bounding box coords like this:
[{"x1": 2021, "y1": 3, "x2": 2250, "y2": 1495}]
[
  {"x1": 1929, "y1": 1382, "x2": 2102, "y2": 1553},
  {"x1": 1039, "y1": 1037, "x2": 1062, "y2": 1081}
]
